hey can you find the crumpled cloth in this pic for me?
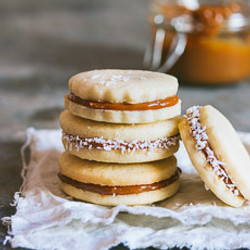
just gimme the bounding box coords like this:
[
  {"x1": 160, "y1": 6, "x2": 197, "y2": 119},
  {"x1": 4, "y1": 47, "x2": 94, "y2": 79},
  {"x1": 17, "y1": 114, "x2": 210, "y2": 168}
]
[{"x1": 2, "y1": 128, "x2": 250, "y2": 250}]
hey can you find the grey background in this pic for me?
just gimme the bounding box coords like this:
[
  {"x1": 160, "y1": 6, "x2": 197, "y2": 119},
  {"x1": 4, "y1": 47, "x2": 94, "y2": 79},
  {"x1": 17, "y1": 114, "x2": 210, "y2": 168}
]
[{"x1": 0, "y1": 0, "x2": 249, "y2": 249}]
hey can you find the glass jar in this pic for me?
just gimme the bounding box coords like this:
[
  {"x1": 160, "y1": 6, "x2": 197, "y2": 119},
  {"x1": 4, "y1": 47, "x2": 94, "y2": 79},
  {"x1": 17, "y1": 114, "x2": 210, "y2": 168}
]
[{"x1": 145, "y1": 0, "x2": 250, "y2": 85}]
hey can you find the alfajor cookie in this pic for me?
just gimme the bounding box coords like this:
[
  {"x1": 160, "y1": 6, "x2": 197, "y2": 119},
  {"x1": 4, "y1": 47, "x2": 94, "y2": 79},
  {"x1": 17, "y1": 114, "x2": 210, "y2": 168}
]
[
  {"x1": 58, "y1": 152, "x2": 181, "y2": 206},
  {"x1": 65, "y1": 69, "x2": 181, "y2": 123},
  {"x1": 179, "y1": 105, "x2": 250, "y2": 207},
  {"x1": 60, "y1": 110, "x2": 180, "y2": 163}
]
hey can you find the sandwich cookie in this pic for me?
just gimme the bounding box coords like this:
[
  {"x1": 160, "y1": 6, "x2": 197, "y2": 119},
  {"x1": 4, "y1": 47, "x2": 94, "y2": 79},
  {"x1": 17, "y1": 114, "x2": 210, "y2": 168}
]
[
  {"x1": 179, "y1": 105, "x2": 250, "y2": 207},
  {"x1": 60, "y1": 110, "x2": 180, "y2": 163},
  {"x1": 65, "y1": 69, "x2": 181, "y2": 123},
  {"x1": 58, "y1": 152, "x2": 181, "y2": 206}
]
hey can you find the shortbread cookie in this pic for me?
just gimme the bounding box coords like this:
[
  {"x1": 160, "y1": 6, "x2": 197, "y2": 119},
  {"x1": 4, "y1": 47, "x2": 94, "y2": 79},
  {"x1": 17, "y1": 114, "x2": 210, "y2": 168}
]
[
  {"x1": 60, "y1": 110, "x2": 180, "y2": 163},
  {"x1": 65, "y1": 69, "x2": 181, "y2": 123},
  {"x1": 179, "y1": 105, "x2": 250, "y2": 207},
  {"x1": 58, "y1": 152, "x2": 181, "y2": 206}
]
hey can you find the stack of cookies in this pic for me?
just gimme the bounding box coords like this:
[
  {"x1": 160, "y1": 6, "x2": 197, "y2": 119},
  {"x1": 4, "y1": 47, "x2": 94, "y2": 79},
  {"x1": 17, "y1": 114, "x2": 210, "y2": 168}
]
[{"x1": 58, "y1": 69, "x2": 182, "y2": 206}]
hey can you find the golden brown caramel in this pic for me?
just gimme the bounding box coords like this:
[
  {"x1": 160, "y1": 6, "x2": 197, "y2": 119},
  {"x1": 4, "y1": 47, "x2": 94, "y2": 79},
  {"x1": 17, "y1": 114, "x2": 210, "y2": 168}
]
[
  {"x1": 67, "y1": 93, "x2": 179, "y2": 111},
  {"x1": 168, "y1": 35, "x2": 250, "y2": 84},
  {"x1": 58, "y1": 168, "x2": 181, "y2": 195}
]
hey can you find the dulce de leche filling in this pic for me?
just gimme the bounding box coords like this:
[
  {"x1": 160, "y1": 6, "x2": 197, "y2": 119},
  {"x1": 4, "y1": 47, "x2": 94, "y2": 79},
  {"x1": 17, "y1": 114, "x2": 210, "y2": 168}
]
[
  {"x1": 58, "y1": 168, "x2": 181, "y2": 195},
  {"x1": 67, "y1": 93, "x2": 179, "y2": 111},
  {"x1": 186, "y1": 106, "x2": 242, "y2": 197}
]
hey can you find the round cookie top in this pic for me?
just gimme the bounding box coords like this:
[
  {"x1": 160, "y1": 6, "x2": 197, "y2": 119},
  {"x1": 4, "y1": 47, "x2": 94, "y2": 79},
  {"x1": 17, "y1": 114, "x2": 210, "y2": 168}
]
[
  {"x1": 69, "y1": 69, "x2": 178, "y2": 104},
  {"x1": 59, "y1": 152, "x2": 178, "y2": 186}
]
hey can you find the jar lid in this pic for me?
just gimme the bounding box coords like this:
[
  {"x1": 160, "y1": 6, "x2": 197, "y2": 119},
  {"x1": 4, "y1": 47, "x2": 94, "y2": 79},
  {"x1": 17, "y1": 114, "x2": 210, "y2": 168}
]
[{"x1": 150, "y1": 0, "x2": 250, "y2": 34}]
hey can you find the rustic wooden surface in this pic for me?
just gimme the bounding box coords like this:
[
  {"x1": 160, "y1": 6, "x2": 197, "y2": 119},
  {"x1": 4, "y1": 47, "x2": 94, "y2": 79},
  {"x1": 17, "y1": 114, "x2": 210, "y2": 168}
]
[{"x1": 0, "y1": 0, "x2": 249, "y2": 249}]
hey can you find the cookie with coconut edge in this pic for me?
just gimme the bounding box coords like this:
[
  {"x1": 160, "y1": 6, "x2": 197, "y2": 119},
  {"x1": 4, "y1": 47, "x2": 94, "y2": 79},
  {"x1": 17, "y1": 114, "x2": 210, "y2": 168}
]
[
  {"x1": 179, "y1": 105, "x2": 250, "y2": 207},
  {"x1": 58, "y1": 152, "x2": 181, "y2": 206},
  {"x1": 60, "y1": 110, "x2": 180, "y2": 163},
  {"x1": 65, "y1": 69, "x2": 181, "y2": 123}
]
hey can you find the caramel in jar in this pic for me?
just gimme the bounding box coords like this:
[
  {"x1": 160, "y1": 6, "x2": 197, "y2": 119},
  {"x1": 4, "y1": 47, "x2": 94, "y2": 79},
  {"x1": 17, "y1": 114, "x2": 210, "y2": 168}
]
[{"x1": 149, "y1": 1, "x2": 250, "y2": 85}]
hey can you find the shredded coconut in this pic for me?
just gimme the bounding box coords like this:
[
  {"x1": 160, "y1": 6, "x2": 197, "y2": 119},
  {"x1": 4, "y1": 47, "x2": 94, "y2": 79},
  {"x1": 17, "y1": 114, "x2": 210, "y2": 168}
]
[
  {"x1": 186, "y1": 106, "x2": 240, "y2": 196},
  {"x1": 90, "y1": 74, "x2": 130, "y2": 86},
  {"x1": 62, "y1": 132, "x2": 180, "y2": 155},
  {"x1": 90, "y1": 74, "x2": 101, "y2": 79},
  {"x1": 90, "y1": 73, "x2": 147, "y2": 86}
]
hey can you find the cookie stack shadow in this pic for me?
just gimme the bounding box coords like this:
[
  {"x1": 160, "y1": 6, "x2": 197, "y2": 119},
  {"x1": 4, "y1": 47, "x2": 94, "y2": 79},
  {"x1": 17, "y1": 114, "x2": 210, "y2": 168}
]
[{"x1": 58, "y1": 70, "x2": 182, "y2": 206}]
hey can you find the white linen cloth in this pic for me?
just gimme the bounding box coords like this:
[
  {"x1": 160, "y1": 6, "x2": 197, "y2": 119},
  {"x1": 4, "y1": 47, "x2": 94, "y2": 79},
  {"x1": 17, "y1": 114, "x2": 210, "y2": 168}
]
[{"x1": 2, "y1": 128, "x2": 250, "y2": 250}]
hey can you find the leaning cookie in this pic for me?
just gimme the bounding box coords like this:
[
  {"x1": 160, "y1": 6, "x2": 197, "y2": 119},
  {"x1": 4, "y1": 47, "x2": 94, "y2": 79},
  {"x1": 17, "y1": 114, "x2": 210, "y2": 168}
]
[
  {"x1": 58, "y1": 152, "x2": 181, "y2": 206},
  {"x1": 60, "y1": 110, "x2": 180, "y2": 163},
  {"x1": 65, "y1": 69, "x2": 181, "y2": 123},
  {"x1": 179, "y1": 105, "x2": 250, "y2": 207}
]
